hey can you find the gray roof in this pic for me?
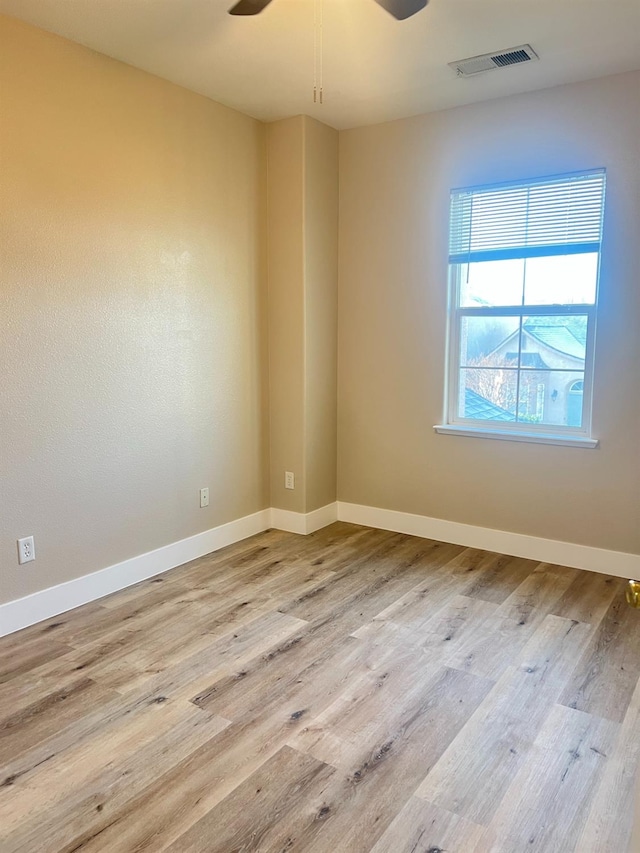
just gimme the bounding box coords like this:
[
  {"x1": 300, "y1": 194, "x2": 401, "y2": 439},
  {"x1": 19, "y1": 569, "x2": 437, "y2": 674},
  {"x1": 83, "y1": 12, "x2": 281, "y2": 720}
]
[
  {"x1": 464, "y1": 389, "x2": 515, "y2": 421},
  {"x1": 523, "y1": 318, "x2": 586, "y2": 360}
]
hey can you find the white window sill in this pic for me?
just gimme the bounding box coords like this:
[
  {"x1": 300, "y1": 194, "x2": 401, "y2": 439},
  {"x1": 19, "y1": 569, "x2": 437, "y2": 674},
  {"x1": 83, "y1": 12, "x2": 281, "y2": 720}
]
[{"x1": 433, "y1": 424, "x2": 599, "y2": 449}]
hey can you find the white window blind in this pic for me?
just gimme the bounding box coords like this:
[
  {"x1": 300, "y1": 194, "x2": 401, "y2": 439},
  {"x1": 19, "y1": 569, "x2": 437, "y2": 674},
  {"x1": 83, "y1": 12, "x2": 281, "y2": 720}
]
[{"x1": 449, "y1": 170, "x2": 606, "y2": 264}]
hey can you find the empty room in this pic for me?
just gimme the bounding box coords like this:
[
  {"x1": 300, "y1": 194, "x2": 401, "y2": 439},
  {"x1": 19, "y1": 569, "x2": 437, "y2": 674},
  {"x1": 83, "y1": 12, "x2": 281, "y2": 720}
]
[{"x1": 1, "y1": 0, "x2": 639, "y2": 850}]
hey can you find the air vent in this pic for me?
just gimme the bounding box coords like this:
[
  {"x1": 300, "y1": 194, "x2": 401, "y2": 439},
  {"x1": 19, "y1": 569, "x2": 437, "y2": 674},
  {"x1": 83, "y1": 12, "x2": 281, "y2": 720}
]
[{"x1": 449, "y1": 44, "x2": 539, "y2": 77}]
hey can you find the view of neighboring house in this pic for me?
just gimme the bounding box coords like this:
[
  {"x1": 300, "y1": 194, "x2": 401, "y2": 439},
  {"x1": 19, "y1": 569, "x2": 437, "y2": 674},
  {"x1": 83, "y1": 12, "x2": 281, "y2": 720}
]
[{"x1": 463, "y1": 316, "x2": 586, "y2": 426}]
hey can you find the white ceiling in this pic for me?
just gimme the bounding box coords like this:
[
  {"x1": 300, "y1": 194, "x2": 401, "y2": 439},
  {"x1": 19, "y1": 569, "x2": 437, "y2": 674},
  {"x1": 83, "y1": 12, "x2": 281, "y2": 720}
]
[{"x1": 2, "y1": 0, "x2": 639, "y2": 129}]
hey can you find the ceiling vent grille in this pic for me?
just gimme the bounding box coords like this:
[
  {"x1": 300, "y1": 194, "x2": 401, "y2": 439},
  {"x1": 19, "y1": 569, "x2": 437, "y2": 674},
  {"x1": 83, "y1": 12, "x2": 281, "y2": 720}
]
[{"x1": 449, "y1": 45, "x2": 539, "y2": 77}]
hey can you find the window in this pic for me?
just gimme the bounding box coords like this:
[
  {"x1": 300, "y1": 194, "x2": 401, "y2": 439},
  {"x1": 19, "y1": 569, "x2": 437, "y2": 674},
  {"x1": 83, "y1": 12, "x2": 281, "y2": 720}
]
[{"x1": 436, "y1": 169, "x2": 605, "y2": 447}]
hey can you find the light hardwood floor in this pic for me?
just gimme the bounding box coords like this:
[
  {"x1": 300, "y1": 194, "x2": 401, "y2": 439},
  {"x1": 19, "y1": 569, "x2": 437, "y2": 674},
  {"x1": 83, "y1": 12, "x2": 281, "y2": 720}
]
[{"x1": 1, "y1": 522, "x2": 639, "y2": 852}]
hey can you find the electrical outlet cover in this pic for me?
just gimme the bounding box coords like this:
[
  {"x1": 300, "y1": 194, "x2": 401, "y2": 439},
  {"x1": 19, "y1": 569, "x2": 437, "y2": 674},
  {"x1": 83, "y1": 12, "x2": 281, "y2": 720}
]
[{"x1": 18, "y1": 536, "x2": 36, "y2": 564}]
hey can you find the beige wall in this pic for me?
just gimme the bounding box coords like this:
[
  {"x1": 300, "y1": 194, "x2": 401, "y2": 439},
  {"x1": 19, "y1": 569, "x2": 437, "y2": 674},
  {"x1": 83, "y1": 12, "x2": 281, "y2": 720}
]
[
  {"x1": 0, "y1": 16, "x2": 269, "y2": 603},
  {"x1": 266, "y1": 117, "x2": 306, "y2": 513},
  {"x1": 267, "y1": 115, "x2": 338, "y2": 513},
  {"x1": 338, "y1": 71, "x2": 640, "y2": 554}
]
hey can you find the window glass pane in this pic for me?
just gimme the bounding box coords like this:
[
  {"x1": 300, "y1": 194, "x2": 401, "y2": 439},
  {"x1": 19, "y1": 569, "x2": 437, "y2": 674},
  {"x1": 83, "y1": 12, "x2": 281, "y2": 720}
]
[
  {"x1": 518, "y1": 315, "x2": 587, "y2": 370},
  {"x1": 524, "y1": 253, "x2": 598, "y2": 305},
  {"x1": 459, "y1": 259, "x2": 524, "y2": 307},
  {"x1": 458, "y1": 368, "x2": 517, "y2": 421},
  {"x1": 518, "y1": 370, "x2": 585, "y2": 427},
  {"x1": 460, "y1": 316, "x2": 520, "y2": 367}
]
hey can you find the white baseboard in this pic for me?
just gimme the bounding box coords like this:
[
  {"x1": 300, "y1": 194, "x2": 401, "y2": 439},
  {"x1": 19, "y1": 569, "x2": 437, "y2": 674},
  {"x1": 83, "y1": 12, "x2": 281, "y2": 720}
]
[
  {"x1": 269, "y1": 508, "x2": 307, "y2": 535},
  {"x1": 0, "y1": 503, "x2": 340, "y2": 637},
  {"x1": 270, "y1": 502, "x2": 338, "y2": 535},
  {"x1": 337, "y1": 501, "x2": 640, "y2": 579},
  {"x1": 0, "y1": 509, "x2": 271, "y2": 638},
  {"x1": 304, "y1": 502, "x2": 339, "y2": 533},
  {"x1": 3, "y1": 498, "x2": 635, "y2": 637}
]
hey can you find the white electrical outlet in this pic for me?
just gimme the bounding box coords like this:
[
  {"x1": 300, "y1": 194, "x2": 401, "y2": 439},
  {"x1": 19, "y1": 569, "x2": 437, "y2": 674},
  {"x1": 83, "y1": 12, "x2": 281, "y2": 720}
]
[
  {"x1": 200, "y1": 487, "x2": 209, "y2": 508},
  {"x1": 285, "y1": 471, "x2": 295, "y2": 490},
  {"x1": 18, "y1": 536, "x2": 35, "y2": 565}
]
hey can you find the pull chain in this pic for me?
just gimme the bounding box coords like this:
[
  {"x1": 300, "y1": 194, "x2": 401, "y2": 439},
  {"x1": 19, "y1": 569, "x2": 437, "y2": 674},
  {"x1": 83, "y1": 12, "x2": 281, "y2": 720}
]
[
  {"x1": 313, "y1": 0, "x2": 323, "y2": 104},
  {"x1": 313, "y1": 0, "x2": 317, "y2": 102},
  {"x1": 319, "y1": 0, "x2": 323, "y2": 104}
]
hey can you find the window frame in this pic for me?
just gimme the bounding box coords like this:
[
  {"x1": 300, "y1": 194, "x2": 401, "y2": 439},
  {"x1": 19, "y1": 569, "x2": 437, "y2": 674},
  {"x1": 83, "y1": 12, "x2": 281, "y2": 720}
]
[{"x1": 437, "y1": 170, "x2": 605, "y2": 448}]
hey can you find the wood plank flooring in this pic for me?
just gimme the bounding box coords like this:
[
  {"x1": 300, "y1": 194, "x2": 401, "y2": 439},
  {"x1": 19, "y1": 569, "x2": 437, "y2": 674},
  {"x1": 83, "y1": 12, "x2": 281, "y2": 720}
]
[{"x1": 1, "y1": 522, "x2": 638, "y2": 852}]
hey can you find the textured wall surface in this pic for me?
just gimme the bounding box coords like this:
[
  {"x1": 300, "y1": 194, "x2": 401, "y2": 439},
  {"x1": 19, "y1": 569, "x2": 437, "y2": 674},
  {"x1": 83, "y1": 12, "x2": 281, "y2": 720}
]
[
  {"x1": 338, "y1": 71, "x2": 640, "y2": 554},
  {"x1": 266, "y1": 117, "x2": 306, "y2": 513},
  {"x1": 266, "y1": 116, "x2": 338, "y2": 514},
  {"x1": 0, "y1": 16, "x2": 269, "y2": 603}
]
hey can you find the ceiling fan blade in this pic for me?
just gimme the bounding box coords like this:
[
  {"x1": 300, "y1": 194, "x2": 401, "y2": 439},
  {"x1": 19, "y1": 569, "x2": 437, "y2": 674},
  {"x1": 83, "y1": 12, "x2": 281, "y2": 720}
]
[
  {"x1": 374, "y1": 0, "x2": 429, "y2": 20},
  {"x1": 228, "y1": 0, "x2": 274, "y2": 15}
]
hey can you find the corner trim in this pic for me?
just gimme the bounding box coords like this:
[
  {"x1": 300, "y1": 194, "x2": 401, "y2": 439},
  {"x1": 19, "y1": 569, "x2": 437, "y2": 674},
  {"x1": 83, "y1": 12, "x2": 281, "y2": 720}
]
[
  {"x1": 303, "y1": 502, "x2": 339, "y2": 533},
  {"x1": 337, "y1": 501, "x2": 639, "y2": 578},
  {"x1": 269, "y1": 508, "x2": 307, "y2": 535},
  {"x1": 270, "y1": 502, "x2": 338, "y2": 535}
]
